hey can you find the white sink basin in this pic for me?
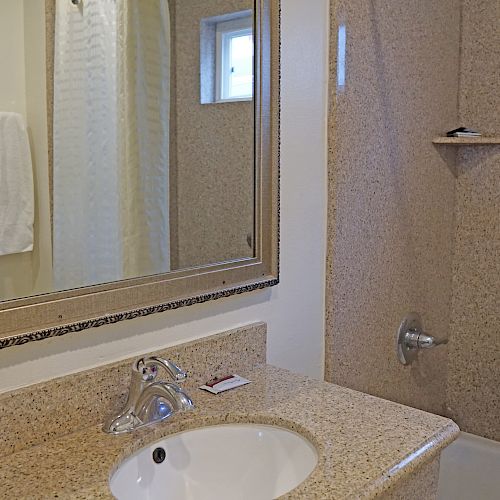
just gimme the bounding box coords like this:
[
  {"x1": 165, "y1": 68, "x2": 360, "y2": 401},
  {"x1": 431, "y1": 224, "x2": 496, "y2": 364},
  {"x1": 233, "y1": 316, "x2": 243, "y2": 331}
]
[{"x1": 110, "y1": 423, "x2": 318, "y2": 500}]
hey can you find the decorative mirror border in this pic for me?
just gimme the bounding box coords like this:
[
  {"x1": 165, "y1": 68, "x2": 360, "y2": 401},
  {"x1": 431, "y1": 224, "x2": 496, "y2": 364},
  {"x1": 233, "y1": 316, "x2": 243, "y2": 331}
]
[
  {"x1": 0, "y1": 278, "x2": 278, "y2": 349},
  {"x1": 0, "y1": 0, "x2": 281, "y2": 350}
]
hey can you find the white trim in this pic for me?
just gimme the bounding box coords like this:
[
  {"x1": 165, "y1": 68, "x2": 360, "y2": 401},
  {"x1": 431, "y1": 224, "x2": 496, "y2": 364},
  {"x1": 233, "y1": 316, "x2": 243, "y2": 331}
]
[{"x1": 214, "y1": 97, "x2": 253, "y2": 104}]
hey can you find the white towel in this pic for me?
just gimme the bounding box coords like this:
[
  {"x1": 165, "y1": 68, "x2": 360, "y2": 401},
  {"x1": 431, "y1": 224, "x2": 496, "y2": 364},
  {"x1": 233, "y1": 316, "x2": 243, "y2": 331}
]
[{"x1": 0, "y1": 112, "x2": 34, "y2": 256}]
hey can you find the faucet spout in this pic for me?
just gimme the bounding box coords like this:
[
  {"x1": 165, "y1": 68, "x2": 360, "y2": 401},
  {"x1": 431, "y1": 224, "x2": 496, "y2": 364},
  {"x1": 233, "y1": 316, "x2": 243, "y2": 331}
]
[{"x1": 135, "y1": 382, "x2": 194, "y2": 419}]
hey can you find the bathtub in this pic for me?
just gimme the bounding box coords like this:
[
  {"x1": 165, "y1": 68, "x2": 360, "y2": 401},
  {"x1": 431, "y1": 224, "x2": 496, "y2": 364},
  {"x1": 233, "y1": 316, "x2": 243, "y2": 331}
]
[{"x1": 437, "y1": 432, "x2": 500, "y2": 500}]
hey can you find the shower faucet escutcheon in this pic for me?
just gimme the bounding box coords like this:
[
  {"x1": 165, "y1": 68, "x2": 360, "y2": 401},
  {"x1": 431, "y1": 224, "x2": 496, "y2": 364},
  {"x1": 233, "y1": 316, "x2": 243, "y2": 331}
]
[{"x1": 396, "y1": 312, "x2": 448, "y2": 365}]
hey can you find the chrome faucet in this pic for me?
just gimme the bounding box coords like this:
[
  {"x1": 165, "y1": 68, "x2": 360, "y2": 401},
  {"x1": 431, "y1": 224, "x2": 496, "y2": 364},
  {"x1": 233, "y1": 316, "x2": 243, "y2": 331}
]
[{"x1": 104, "y1": 356, "x2": 194, "y2": 434}]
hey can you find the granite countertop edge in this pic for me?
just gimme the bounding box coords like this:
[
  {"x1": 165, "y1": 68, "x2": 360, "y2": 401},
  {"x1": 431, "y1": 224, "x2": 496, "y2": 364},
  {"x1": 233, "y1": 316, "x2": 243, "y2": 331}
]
[{"x1": 356, "y1": 420, "x2": 459, "y2": 499}]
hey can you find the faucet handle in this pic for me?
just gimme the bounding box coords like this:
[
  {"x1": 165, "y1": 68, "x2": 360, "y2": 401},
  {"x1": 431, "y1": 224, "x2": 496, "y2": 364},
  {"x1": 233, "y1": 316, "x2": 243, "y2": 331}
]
[
  {"x1": 417, "y1": 333, "x2": 448, "y2": 348},
  {"x1": 396, "y1": 313, "x2": 448, "y2": 365},
  {"x1": 137, "y1": 356, "x2": 187, "y2": 382}
]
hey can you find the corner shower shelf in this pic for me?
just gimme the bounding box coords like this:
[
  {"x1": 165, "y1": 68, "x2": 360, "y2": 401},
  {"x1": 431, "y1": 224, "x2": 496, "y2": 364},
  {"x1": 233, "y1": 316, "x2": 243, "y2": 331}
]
[{"x1": 432, "y1": 136, "x2": 500, "y2": 145}]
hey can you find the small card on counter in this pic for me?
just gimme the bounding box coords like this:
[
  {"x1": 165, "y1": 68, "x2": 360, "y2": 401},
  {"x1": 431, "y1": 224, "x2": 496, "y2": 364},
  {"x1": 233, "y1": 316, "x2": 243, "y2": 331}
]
[{"x1": 199, "y1": 374, "x2": 251, "y2": 394}]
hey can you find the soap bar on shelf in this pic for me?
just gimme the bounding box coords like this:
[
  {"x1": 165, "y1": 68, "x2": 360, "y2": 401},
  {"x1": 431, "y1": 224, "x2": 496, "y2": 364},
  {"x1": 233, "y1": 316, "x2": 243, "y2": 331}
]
[{"x1": 446, "y1": 127, "x2": 481, "y2": 137}]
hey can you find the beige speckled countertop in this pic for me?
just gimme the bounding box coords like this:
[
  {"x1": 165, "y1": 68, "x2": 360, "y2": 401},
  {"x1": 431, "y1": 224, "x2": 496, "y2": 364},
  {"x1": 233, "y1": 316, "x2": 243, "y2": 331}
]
[{"x1": 1, "y1": 365, "x2": 458, "y2": 499}]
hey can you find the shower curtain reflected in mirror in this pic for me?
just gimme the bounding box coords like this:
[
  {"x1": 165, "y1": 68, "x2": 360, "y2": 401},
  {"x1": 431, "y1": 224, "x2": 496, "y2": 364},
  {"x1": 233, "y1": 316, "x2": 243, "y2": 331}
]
[{"x1": 53, "y1": 0, "x2": 170, "y2": 291}]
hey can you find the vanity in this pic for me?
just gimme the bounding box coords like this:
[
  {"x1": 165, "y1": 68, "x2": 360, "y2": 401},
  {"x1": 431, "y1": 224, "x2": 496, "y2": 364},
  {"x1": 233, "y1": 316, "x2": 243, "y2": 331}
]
[{"x1": 0, "y1": 323, "x2": 458, "y2": 499}]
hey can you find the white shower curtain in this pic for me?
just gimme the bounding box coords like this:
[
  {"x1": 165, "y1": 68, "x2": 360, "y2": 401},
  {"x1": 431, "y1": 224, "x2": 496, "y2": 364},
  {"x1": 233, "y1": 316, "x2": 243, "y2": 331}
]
[
  {"x1": 53, "y1": 0, "x2": 121, "y2": 290},
  {"x1": 117, "y1": 0, "x2": 171, "y2": 280},
  {"x1": 53, "y1": 0, "x2": 170, "y2": 291}
]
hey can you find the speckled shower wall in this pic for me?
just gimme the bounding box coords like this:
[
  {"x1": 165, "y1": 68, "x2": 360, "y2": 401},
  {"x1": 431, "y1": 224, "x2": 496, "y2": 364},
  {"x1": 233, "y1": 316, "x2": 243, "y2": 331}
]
[
  {"x1": 326, "y1": 0, "x2": 499, "y2": 441},
  {"x1": 325, "y1": 0, "x2": 460, "y2": 416},
  {"x1": 446, "y1": 0, "x2": 500, "y2": 441},
  {"x1": 170, "y1": 0, "x2": 255, "y2": 270}
]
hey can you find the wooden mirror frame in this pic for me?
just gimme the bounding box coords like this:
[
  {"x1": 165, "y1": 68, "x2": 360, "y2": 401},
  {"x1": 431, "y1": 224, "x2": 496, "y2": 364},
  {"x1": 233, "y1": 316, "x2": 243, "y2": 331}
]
[{"x1": 0, "y1": 0, "x2": 279, "y2": 349}]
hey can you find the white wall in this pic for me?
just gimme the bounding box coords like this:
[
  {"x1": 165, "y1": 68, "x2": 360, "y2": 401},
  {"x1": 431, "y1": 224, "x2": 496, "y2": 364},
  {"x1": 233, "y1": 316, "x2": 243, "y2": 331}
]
[
  {"x1": 0, "y1": 0, "x2": 329, "y2": 393},
  {"x1": 0, "y1": 0, "x2": 27, "y2": 116}
]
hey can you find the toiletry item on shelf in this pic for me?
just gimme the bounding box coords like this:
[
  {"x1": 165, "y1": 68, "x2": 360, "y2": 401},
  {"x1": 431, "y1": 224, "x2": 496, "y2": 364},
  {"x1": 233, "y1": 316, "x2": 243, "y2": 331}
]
[
  {"x1": 200, "y1": 374, "x2": 251, "y2": 394},
  {"x1": 446, "y1": 127, "x2": 481, "y2": 137},
  {"x1": 0, "y1": 112, "x2": 34, "y2": 256}
]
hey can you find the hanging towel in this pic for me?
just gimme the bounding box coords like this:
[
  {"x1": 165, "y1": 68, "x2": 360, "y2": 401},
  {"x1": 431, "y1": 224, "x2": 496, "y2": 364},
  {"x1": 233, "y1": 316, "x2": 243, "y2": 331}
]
[{"x1": 0, "y1": 112, "x2": 34, "y2": 256}]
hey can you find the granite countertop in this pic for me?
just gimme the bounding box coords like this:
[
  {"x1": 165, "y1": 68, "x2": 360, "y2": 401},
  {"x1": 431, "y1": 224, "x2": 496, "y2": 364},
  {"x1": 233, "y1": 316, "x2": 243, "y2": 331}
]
[{"x1": 1, "y1": 365, "x2": 458, "y2": 499}]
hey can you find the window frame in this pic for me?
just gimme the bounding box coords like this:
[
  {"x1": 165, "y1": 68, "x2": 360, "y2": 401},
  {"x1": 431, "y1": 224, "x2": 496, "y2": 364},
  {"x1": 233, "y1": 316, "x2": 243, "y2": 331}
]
[{"x1": 215, "y1": 15, "x2": 254, "y2": 103}]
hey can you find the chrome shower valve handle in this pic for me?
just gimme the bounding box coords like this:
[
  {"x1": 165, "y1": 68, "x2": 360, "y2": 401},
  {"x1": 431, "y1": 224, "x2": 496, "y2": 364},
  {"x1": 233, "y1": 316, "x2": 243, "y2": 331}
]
[{"x1": 396, "y1": 313, "x2": 448, "y2": 365}]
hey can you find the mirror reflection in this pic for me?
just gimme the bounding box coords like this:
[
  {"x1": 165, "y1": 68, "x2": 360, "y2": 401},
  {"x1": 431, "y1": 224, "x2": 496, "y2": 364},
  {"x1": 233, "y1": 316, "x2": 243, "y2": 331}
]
[{"x1": 0, "y1": 0, "x2": 255, "y2": 302}]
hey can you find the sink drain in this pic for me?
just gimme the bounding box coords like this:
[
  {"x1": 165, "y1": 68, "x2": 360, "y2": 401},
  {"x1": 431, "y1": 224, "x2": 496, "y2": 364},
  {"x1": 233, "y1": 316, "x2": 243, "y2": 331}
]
[{"x1": 152, "y1": 447, "x2": 166, "y2": 464}]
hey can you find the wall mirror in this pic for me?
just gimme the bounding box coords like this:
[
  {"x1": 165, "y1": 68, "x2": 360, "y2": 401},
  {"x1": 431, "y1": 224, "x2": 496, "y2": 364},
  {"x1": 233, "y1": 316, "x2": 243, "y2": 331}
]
[{"x1": 0, "y1": 0, "x2": 279, "y2": 348}]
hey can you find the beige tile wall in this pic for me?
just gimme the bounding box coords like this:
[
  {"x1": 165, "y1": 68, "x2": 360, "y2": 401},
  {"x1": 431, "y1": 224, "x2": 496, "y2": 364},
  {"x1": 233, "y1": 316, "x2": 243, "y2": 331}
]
[
  {"x1": 325, "y1": 0, "x2": 460, "y2": 415},
  {"x1": 458, "y1": 0, "x2": 500, "y2": 137},
  {"x1": 446, "y1": 0, "x2": 500, "y2": 441},
  {"x1": 171, "y1": 0, "x2": 255, "y2": 270},
  {"x1": 447, "y1": 146, "x2": 500, "y2": 441},
  {"x1": 326, "y1": 0, "x2": 499, "y2": 441}
]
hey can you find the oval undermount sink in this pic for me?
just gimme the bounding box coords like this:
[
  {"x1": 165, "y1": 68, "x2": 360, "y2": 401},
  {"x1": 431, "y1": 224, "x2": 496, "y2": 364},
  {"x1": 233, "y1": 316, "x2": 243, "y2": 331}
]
[{"x1": 109, "y1": 423, "x2": 318, "y2": 500}]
